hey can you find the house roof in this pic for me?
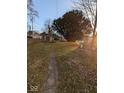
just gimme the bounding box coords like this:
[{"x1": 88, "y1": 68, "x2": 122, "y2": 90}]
[{"x1": 40, "y1": 32, "x2": 48, "y2": 36}]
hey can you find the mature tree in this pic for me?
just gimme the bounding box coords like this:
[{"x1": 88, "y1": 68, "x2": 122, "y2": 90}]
[
  {"x1": 44, "y1": 19, "x2": 52, "y2": 32},
  {"x1": 27, "y1": 0, "x2": 33, "y2": 10},
  {"x1": 43, "y1": 19, "x2": 54, "y2": 42},
  {"x1": 73, "y1": 0, "x2": 97, "y2": 36},
  {"x1": 52, "y1": 10, "x2": 91, "y2": 41},
  {"x1": 27, "y1": 0, "x2": 38, "y2": 31}
]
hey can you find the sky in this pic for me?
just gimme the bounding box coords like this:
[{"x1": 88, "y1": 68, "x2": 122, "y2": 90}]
[{"x1": 30, "y1": 0, "x2": 75, "y2": 32}]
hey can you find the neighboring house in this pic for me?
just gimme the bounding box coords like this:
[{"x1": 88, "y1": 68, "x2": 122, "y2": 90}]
[
  {"x1": 27, "y1": 31, "x2": 40, "y2": 39},
  {"x1": 27, "y1": 31, "x2": 33, "y2": 38},
  {"x1": 40, "y1": 32, "x2": 48, "y2": 41},
  {"x1": 27, "y1": 31, "x2": 50, "y2": 40},
  {"x1": 59, "y1": 35, "x2": 67, "y2": 41},
  {"x1": 32, "y1": 31, "x2": 40, "y2": 39},
  {"x1": 27, "y1": 31, "x2": 67, "y2": 42}
]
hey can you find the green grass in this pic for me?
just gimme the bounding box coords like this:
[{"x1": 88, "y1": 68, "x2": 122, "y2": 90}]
[{"x1": 27, "y1": 39, "x2": 97, "y2": 93}]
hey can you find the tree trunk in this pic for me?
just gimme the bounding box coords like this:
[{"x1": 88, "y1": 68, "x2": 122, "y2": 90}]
[
  {"x1": 48, "y1": 25, "x2": 53, "y2": 42},
  {"x1": 32, "y1": 17, "x2": 34, "y2": 31},
  {"x1": 92, "y1": 1, "x2": 97, "y2": 50},
  {"x1": 93, "y1": 2, "x2": 97, "y2": 37}
]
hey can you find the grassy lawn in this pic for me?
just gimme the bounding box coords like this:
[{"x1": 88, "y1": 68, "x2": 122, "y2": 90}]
[
  {"x1": 54, "y1": 42, "x2": 97, "y2": 93},
  {"x1": 27, "y1": 39, "x2": 53, "y2": 93},
  {"x1": 27, "y1": 39, "x2": 97, "y2": 93}
]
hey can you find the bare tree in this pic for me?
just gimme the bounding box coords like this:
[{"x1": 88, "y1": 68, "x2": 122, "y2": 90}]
[
  {"x1": 27, "y1": 0, "x2": 38, "y2": 31},
  {"x1": 27, "y1": 0, "x2": 33, "y2": 10},
  {"x1": 73, "y1": 0, "x2": 97, "y2": 36},
  {"x1": 28, "y1": 9, "x2": 38, "y2": 31},
  {"x1": 44, "y1": 19, "x2": 54, "y2": 42}
]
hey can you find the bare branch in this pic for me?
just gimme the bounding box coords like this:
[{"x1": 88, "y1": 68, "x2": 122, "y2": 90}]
[{"x1": 73, "y1": 0, "x2": 97, "y2": 32}]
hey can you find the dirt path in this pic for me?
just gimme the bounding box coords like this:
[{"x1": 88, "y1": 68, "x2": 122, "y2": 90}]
[{"x1": 41, "y1": 51, "x2": 58, "y2": 93}]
